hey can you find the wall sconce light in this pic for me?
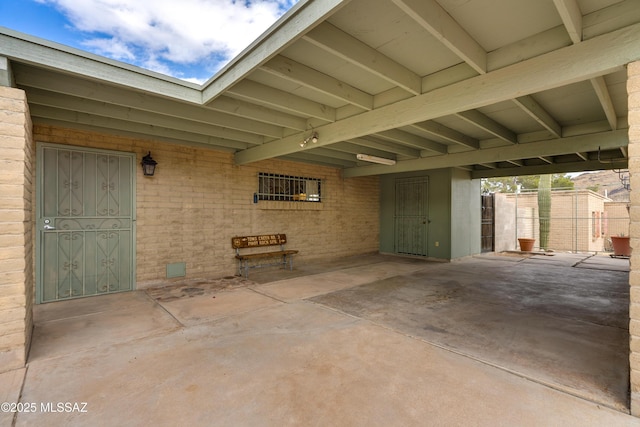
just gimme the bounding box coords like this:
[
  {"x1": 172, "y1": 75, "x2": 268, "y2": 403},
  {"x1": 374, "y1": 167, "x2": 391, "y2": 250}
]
[
  {"x1": 300, "y1": 132, "x2": 319, "y2": 148},
  {"x1": 141, "y1": 152, "x2": 157, "y2": 176},
  {"x1": 356, "y1": 153, "x2": 396, "y2": 165}
]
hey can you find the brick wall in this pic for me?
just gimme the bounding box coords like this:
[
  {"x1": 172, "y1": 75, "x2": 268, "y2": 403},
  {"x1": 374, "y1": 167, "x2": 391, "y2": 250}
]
[
  {"x1": 33, "y1": 125, "x2": 380, "y2": 286},
  {"x1": 0, "y1": 87, "x2": 34, "y2": 373},
  {"x1": 629, "y1": 60, "x2": 640, "y2": 416}
]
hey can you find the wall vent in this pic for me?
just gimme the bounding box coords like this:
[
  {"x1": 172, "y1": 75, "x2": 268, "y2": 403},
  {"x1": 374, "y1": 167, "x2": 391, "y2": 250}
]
[{"x1": 166, "y1": 262, "x2": 186, "y2": 278}]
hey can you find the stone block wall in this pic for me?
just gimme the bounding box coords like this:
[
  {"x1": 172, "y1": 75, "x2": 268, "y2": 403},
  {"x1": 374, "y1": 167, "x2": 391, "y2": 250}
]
[
  {"x1": 0, "y1": 87, "x2": 34, "y2": 373},
  {"x1": 33, "y1": 125, "x2": 380, "y2": 286},
  {"x1": 629, "y1": 60, "x2": 640, "y2": 416}
]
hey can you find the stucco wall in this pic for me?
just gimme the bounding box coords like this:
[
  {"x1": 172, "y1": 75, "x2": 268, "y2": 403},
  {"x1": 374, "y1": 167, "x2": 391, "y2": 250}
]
[
  {"x1": 450, "y1": 168, "x2": 481, "y2": 259},
  {"x1": 0, "y1": 87, "x2": 34, "y2": 373},
  {"x1": 33, "y1": 125, "x2": 380, "y2": 287},
  {"x1": 494, "y1": 193, "x2": 516, "y2": 252}
]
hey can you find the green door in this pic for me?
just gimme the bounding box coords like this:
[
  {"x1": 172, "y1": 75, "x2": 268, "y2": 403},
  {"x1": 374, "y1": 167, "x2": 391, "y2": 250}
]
[
  {"x1": 37, "y1": 144, "x2": 136, "y2": 303},
  {"x1": 395, "y1": 177, "x2": 428, "y2": 256}
]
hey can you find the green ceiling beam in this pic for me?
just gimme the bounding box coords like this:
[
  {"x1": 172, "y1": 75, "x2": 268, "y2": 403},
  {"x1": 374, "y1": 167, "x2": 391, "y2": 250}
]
[
  {"x1": 28, "y1": 91, "x2": 264, "y2": 145},
  {"x1": 235, "y1": 22, "x2": 640, "y2": 165},
  {"x1": 16, "y1": 66, "x2": 284, "y2": 138},
  {"x1": 30, "y1": 106, "x2": 250, "y2": 150},
  {"x1": 471, "y1": 159, "x2": 627, "y2": 179},
  {"x1": 343, "y1": 129, "x2": 627, "y2": 178}
]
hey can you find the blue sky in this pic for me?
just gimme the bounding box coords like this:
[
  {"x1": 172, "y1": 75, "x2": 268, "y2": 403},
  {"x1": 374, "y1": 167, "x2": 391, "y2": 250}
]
[{"x1": 0, "y1": 0, "x2": 299, "y2": 84}]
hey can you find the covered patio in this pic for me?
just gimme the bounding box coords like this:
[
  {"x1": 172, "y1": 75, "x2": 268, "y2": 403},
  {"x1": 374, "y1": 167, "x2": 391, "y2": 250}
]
[
  {"x1": 2, "y1": 253, "x2": 635, "y2": 425},
  {"x1": 3, "y1": 0, "x2": 640, "y2": 421}
]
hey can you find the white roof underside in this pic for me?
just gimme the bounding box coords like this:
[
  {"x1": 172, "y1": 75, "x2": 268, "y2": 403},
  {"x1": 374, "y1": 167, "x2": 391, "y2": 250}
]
[{"x1": 1, "y1": 0, "x2": 639, "y2": 178}]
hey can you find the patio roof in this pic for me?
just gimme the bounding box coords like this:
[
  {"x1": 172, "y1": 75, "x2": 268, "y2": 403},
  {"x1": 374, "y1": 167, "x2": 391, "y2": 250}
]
[{"x1": 1, "y1": 0, "x2": 639, "y2": 178}]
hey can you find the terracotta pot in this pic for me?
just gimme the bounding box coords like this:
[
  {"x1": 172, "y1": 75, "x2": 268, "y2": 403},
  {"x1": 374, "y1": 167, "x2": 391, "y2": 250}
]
[
  {"x1": 611, "y1": 236, "x2": 631, "y2": 257},
  {"x1": 518, "y1": 238, "x2": 535, "y2": 252}
]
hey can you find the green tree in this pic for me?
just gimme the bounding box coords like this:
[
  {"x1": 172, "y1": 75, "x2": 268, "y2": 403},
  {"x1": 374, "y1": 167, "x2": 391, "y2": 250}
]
[
  {"x1": 551, "y1": 174, "x2": 574, "y2": 189},
  {"x1": 482, "y1": 173, "x2": 574, "y2": 193},
  {"x1": 481, "y1": 176, "x2": 518, "y2": 193}
]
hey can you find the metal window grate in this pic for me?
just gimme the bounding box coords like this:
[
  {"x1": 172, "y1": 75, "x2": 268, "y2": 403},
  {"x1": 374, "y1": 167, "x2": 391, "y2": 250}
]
[{"x1": 258, "y1": 172, "x2": 322, "y2": 202}]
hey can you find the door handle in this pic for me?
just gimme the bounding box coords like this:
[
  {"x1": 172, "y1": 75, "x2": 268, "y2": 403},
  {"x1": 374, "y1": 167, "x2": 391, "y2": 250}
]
[{"x1": 44, "y1": 225, "x2": 56, "y2": 230}]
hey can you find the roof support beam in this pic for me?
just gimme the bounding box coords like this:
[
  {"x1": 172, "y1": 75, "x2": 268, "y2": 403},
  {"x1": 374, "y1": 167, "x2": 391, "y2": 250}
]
[
  {"x1": 553, "y1": 0, "x2": 583, "y2": 43},
  {"x1": 505, "y1": 159, "x2": 523, "y2": 167},
  {"x1": 17, "y1": 69, "x2": 284, "y2": 138},
  {"x1": 235, "y1": 23, "x2": 640, "y2": 165},
  {"x1": 391, "y1": 0, "x2": 487, "y2": 74},
  {"x1": 303, "y1": 22, "x2": 421, "y2": 95},
  {"x1": 30, "y1": 96, "x2": 264, "y2": 145},
  {"x1": 261, "y1": 55, "x2": 373, "y2": 110},
  {"x1": 590, "y1": 74, "x2": 618, "y2": 132},
  {"x1": 32, "y1": 112, "x2": 249, "y2": 151},
  {"x1": 456, "y1": 110, "x2": 517, "y2": 144},
  {"x1": 348, "y1": 138, "x2": 418, "y2": 158},
  {"x1": 554, "y1": 1, "x2": 618, "y2": 131},
  {"x1": 207, "y1": 95, "x2": 307, "y2": 131},
  {"x1": 477, "y1": 163, "x2": 497, "y2": 169},
  {"x1": 513, "y1": 96, "x2": 562, "y2": 138},
  {"x1": 15, "y1": 61, "x2": 308, "y2": 132},
  {"x1": 472, "y1": 159, "x2": 627, "y2": 179},
  {"x1": 343, "y1": 129, "x2": 627, "y2": 177},
  {"x1": 538, "y1": 156, "x2": 554, "y2": 164},
  {"x1": 227, "y1": 80, "x2": 336, "y2": 122},
  {"x1": 327, "y1": 141, "x2": 398, "y2": 159},
  {"x1": 35, "y1": 118, "x2": 246, "y2": 153},
  {"x1": 304, "y1": 147, "x2": 362, "y2": 162},
  {"x1": 376, "y1": 129, "x2": 447, "y2": 154},
  {"x1": 411, "y1": 121, "x2": 479, "y2": 149}
]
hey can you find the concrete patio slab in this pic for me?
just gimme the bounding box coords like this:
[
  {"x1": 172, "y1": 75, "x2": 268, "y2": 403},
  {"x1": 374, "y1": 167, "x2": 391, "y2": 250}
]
[
  {"x1": 310, "y1": 254, "x2": 630, "y2": 411},
  {"x1": 30, "y1": 292, "x2": 181, "y2": 361},
  {"x1": 157, "y1": 288, "x2": 282, "y2": 326},
  {"x1": 255, "y1": 261, "x2": 431, "y2": 302},
  {"x1": 15, "y1": 301, "x2": 640, "y2": 427},
  {"x1": 11, "y1": 253, "x2": 638, "y2": 426},
  {"x1": 33, "y1": 291, "x2": 155, "y2": 323},
  {"x1": 0, "y1": 368, "x2": 25, "y2": 426}
]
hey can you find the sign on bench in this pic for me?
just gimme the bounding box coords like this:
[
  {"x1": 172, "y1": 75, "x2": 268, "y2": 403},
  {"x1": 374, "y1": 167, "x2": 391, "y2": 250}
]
[{"x1": 231, "y1": 234, "x2": 298, "y2": 278}]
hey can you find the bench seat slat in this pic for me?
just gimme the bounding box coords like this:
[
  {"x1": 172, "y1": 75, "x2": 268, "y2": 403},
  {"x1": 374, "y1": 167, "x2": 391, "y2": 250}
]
[
  {"x1": 235, "y1": 250, "x2": 298, "y2": 260},
  {"x1": 231, "y1": 234, "x2": 298, "y2": 278}
]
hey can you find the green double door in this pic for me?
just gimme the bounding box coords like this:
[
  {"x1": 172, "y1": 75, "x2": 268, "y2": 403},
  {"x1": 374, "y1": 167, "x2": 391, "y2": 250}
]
[
  {"x1": 37, "y1": 144, "x2": 136, "y2": 303},
  {"x1": 395, "y1": 177, "x2": 429, "y2": 256}
]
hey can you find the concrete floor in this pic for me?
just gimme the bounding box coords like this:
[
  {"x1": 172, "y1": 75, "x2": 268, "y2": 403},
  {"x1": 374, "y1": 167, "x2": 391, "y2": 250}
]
[{"x1": 2, "y1": 252, "x2": 638, "y2": 426}]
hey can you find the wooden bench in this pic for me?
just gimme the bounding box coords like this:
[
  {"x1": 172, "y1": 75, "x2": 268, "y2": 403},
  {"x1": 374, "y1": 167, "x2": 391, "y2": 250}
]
[{"x1": 231, "y1": 234, "x2": 298, "y2": 278}]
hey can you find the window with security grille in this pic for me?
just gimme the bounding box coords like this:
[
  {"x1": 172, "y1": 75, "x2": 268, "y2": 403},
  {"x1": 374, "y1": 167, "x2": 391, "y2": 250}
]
[{"x1": 258, "y1": 173, "x2": 322, "y2": 202}]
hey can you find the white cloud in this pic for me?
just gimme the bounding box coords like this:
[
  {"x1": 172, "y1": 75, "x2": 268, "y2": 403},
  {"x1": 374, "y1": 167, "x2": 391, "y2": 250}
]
[{"x1": 37, "y1": 0, "x2": 298, "y2": 81}]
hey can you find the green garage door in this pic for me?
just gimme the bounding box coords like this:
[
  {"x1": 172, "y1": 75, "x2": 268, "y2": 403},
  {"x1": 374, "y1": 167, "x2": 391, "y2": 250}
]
[{"x1": 37, "y1": 144, "x2": 136, "y2": 303}]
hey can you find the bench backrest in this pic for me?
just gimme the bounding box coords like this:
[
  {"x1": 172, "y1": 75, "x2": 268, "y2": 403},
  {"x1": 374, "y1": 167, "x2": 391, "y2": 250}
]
[{"x1": 231, "y1": 234, "x2": 287, "y2": 249}]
